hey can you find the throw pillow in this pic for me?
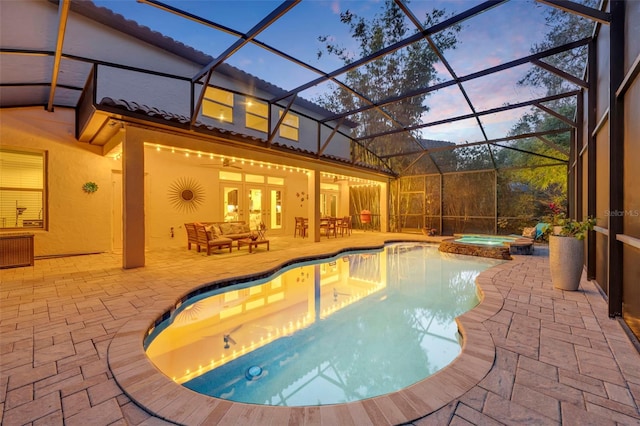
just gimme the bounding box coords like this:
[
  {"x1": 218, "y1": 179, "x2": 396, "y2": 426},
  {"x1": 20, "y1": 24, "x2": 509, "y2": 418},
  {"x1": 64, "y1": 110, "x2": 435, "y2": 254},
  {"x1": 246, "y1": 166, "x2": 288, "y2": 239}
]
[
  {"x1": 231, "y1": 223, "x2": 244, "y2": 234},
  {"x1": 242, "y1": 224, "x2": 251, "y2": 233},
  {"x1": 206, "y1": 225, "x2": 221, "y2": 238},
  {"x1": 219, "y1": 223, "x2": 233, "y2": 235}
]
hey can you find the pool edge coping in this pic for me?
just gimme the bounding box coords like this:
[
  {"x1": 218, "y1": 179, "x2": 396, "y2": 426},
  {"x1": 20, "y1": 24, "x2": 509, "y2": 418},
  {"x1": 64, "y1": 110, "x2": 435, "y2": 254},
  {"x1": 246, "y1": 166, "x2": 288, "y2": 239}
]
[{"x1": 107, "y1": 242, "x2": 514, "y2": 425}]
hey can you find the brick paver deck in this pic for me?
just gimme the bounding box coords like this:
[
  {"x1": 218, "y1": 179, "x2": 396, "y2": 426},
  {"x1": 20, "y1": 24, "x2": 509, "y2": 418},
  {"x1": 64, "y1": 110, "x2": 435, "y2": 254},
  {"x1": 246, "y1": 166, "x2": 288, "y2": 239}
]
[{"x1": 1, "y1": 233, "x2": 639, "y2": 425}]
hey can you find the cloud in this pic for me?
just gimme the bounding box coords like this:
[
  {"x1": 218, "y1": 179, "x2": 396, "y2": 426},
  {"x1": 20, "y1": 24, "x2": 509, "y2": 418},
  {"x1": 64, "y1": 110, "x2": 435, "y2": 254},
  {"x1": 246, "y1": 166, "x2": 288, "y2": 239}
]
[{"x1": 331, "y1": 1, "x2": 341, "y2": 15}]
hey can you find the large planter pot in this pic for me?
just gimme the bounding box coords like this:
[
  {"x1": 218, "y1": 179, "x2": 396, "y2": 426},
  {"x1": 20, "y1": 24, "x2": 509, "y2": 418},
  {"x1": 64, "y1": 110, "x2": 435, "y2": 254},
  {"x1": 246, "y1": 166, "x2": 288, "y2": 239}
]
[{"x1": 549, "y1": 235, "x2": 584, "y2": 291}]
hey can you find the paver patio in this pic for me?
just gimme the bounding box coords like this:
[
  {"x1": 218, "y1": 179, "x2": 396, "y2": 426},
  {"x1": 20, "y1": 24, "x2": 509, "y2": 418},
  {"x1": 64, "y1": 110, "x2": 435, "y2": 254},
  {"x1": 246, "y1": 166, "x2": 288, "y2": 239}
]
[{"x1": 1, "y1": 232, "x2": 639, "y2": 425}]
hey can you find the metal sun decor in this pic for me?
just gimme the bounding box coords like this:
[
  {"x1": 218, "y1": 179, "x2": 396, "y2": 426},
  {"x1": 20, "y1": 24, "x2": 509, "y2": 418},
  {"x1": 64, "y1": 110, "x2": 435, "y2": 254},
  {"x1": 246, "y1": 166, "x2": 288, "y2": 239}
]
[{"x1": 168, "y1": 177, "x2": 204, "y2": 213}]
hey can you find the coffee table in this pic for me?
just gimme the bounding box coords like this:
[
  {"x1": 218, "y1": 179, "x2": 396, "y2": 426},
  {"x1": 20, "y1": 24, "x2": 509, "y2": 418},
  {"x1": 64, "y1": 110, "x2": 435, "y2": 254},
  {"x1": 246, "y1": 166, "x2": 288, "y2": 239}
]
[{"x1": 237, "y1": 238, "x2": 270, "y2": 253}]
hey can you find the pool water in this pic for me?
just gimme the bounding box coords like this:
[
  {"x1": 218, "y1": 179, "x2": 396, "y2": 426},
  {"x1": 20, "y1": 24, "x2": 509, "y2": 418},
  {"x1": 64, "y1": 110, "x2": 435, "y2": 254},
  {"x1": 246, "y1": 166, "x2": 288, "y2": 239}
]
[
  {"x1": 144, "y1": 243, "x2": 503, "y2": 406},
  {"x1": 454, "y1": 235, "x2": 518, "y2": 246}
]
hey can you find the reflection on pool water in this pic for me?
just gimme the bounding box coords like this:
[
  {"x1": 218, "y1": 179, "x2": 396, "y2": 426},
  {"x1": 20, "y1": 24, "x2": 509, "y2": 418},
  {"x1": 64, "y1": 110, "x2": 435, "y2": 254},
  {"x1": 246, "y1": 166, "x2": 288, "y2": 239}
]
[
  {"x1": 454, "y1": 235, "x2": 519, "y2": 246},
  {"x1": 144, "y1": 243, "x2": 504, "y2": 406}
]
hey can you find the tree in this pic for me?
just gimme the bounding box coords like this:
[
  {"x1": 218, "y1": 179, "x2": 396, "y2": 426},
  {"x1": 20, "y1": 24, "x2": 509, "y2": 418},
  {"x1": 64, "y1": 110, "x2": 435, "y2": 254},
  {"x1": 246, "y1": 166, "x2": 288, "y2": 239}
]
[
  {"x1": 519, "y1": 0, "x2": 598, "y2": 95},
  {"x1": 315, "y1": 1, "x2": 460, "y2": 172},
  {"x1": 500, "y1": 2, "x2": 597, "y2": 217}
]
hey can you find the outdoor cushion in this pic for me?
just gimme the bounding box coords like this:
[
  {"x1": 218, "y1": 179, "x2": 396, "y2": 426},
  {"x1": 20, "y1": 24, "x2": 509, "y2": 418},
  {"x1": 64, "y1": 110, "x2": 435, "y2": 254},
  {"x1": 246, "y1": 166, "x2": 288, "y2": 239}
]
[
  {"x1": 522, "y1": 227, "x2": 536, "y2": 239},
  {"x1": 535, "y1": 222, "x2": 549, "y2": 239}
]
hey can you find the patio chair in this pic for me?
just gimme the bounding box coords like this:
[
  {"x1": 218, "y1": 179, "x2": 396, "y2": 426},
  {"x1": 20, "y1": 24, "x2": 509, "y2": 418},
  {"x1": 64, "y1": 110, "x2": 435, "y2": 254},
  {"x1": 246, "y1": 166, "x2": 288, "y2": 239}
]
[
  {"x1": 294, "y1": 217, "x2": 308, "y2": 238},
  {"x1": 320, "y1": 217, "x2": 337, "y2": 237},
  {"x1": 339, "y1": 216, "x2": 352, "y2": 236}
]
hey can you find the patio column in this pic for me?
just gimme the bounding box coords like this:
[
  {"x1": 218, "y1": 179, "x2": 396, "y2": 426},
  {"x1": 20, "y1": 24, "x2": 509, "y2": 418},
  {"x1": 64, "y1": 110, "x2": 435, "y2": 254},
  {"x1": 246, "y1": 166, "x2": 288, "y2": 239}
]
[
  {"x1": 380, "y1": 181, "x2": 388, "y2": 232},
  {"x1": 122, "y1": 125, "x2": 145, "y2": 269},
  {"x1": 586, "y1": 40, "x2": 597, "y2": 280},
  {"x1": 607, "y1": 0, "x2": 624, "y2": 317},
  {"x1": 308, "y1": 170, "x2": 321, "y2": 242}
]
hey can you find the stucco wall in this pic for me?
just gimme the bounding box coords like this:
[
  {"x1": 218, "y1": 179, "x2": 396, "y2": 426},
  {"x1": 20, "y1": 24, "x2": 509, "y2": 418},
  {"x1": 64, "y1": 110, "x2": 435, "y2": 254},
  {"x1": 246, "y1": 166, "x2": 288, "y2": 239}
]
[
  {"x1": 143, "y1": 144, "x2": 311, "y2": 248},
  {"x1": 0, "y1": 107, "x2": 113, "y2": 257}
]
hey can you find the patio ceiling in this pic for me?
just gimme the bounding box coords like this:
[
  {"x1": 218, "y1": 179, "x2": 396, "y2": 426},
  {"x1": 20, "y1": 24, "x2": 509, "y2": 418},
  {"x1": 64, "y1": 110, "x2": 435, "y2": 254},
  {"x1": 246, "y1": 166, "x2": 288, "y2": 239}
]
[{"x1": 0, "y1": 0, "x2": 606, "y2": 176}]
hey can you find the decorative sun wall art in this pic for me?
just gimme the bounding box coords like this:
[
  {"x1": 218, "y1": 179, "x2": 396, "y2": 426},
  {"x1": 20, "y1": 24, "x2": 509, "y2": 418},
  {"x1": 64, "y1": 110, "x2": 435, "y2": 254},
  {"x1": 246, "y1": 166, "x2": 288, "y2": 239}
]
[{"x1": 168, "y1": 177, "x2": 204, "y2": 212}]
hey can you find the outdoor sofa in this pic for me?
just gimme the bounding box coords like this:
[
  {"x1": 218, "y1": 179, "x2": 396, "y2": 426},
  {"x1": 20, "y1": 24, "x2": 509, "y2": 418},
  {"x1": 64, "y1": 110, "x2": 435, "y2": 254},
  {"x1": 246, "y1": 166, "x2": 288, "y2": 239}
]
[{"x1": 185, "y1": 221, "x2": 254, "y2": 255}]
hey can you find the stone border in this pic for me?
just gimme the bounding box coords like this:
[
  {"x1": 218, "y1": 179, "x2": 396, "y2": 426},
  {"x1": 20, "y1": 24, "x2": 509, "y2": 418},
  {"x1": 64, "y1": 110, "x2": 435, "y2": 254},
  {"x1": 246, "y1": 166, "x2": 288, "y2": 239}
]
[{"x1": 108, "y1": 245, "x2": 515, "y2": 425}]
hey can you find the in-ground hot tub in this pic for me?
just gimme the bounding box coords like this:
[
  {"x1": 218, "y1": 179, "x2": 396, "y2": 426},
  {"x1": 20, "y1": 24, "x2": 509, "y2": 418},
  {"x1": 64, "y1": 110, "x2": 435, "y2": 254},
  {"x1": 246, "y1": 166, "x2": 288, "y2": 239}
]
[{"x1": 439, "y1": 234, "x2": 534, "y2": 259}]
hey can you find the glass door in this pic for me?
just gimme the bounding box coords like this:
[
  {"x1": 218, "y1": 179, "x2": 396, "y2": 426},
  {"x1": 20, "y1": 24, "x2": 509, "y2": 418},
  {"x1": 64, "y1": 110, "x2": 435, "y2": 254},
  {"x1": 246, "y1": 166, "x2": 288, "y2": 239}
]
[
  {"x1": 246, "y1": 187, "x2": 263, "y2": 230},
  {"x1": 222, "y1": 186, "x2": 241, "y2": 222},
  {"x1": 320, "y1": 192, "x2": 338, "y2": 217},
  {"x1": 224, "y1": 182, "x2": 283, "y2": 235},
  {"x1": 268, "y1": 187, "x2": 283, "y2": 234}
]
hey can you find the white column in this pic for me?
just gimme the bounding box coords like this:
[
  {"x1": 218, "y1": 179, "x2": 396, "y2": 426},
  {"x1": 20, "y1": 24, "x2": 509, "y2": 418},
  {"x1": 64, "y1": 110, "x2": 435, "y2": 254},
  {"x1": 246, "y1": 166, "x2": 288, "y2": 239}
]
[
  {"x1": 122, "y1": 126, "x2": 145, "y2": 269},
  {"x1": 380, "y1": 181, "x2": 388, "y2": 232},
  {"x1": 308, "y1": 170, "x2": 321, "y2": 242}
]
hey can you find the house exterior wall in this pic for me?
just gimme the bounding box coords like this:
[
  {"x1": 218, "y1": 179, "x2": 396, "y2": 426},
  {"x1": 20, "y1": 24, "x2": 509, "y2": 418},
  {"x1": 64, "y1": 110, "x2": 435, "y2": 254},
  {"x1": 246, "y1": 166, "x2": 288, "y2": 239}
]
[
  {"x1": 0, "y1": 107, "x2": 319, "y2": 255},
  {"x1": 142, "y1": 144, "x2": 311, "y2": 248},
  {"x1": 0, "y1": 108, "x2": 113, "y2": 257}
]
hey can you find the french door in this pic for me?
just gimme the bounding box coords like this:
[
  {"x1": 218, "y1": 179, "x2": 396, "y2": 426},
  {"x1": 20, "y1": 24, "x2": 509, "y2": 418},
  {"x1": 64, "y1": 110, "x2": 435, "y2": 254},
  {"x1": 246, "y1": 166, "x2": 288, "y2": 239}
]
[{"x1": 222, "y1": 184, "x2": 283, "y2": 235}]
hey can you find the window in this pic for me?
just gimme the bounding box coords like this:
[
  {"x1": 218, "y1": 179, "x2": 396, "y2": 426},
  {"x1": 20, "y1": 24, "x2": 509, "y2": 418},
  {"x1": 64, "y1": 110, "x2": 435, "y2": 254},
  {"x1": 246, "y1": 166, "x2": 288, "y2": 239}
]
[
  {"x1": 219, "y1": 171, "x2": 242, "y2": 182},
  {"x1": 0, "y1": 148, "x2": 46, "y2": 229},
  {"x1": 279, "y1": 111, "x2": 299, "y2": 141},
  {"x1": 202, "y1": 87, "x2": 234, "y2": 123},
  {"x1": 246, "y1": 98, "x2": 268, "y2": 132}
]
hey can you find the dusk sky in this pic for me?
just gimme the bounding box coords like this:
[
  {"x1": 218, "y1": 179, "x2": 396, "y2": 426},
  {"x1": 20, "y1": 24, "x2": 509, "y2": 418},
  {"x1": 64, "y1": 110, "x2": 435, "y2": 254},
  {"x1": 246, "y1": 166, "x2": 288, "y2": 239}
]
[{"x1": 92, "y1": 0, "x2": 584, "y2": 144}]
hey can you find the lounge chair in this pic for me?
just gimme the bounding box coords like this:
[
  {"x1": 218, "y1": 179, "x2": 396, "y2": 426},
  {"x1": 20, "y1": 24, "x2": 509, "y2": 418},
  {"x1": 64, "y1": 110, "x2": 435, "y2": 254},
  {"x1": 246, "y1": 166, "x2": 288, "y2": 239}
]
[{"x1": 522, "y1": 222, "x2": 549, "y2": 241}]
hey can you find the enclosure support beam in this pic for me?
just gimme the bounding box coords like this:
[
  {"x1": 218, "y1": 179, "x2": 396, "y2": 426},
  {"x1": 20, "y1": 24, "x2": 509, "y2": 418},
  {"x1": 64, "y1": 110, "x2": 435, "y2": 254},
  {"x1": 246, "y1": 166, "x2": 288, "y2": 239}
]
[
  {"x1": 272, "y1": 0, "x2": 507, "y2": 103},
  {"x1": 534, "y1": 102, "x2": 577, "y2": 127},
  {"x1": 573, "y1": 128, "x2": 582, "y2": 220},
  {"x1": 381, "y1": 128, "x2": 572, "y2": 159},
  {"x1": 536, "y1": 135, "x2": 570, "y2": 156},
  {"x1": 396, "y1": 0, "x2": 494, "y2": 164},
  {"x1": 440, "y1": 174, "x2": 444, "y2": 236},
  {"x1": 267, "y1": 94, "x2": 297, "y2": 147},
  {"x1": 536, "y1": 0, "x2": 611, "y2": 24},
  {"x1": 490, "y1": 143, "x2": 568, "y2": 163},
  {"x1": 576, "y1": 92, "x2": 584, "y2": 220},
  {"x1": 47, "y1": 0, "x2": 70, "y2": 112},
  {"x1": 358, "y1": 91, "x2": 579, "y2": 142},
  {"x1": 324, "y1": 39, "x2": 588, "y2": 125},
  {"x1": 587, "y1": 40, "x2": 597, "y2": 280},
  {"x1": 189, "y1": 1, "x2": 299, "y2": 125},
  {"x1": 494, "y1": 171, "x2": 498, "y2": 235},
  {"x1": 531, "y1": 59, "x2": 589, "y2": 89},
  {"x1": 607, "y1": 0, "x2": 624, "y2": 317}
]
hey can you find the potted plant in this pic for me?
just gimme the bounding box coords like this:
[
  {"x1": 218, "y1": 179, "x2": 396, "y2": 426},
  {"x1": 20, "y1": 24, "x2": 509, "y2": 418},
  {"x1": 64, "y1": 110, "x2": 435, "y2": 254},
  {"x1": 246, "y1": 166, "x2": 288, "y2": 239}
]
[{"x1": 547, "y1": 216, "x2": 596, "y2": 291}]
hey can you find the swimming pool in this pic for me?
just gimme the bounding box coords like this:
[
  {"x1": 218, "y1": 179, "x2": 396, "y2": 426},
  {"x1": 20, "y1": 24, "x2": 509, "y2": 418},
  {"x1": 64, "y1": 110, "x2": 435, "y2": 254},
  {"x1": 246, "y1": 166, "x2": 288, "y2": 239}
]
[{"x1": 144, "y1": 243, "x2": 503, "y2": 406}]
